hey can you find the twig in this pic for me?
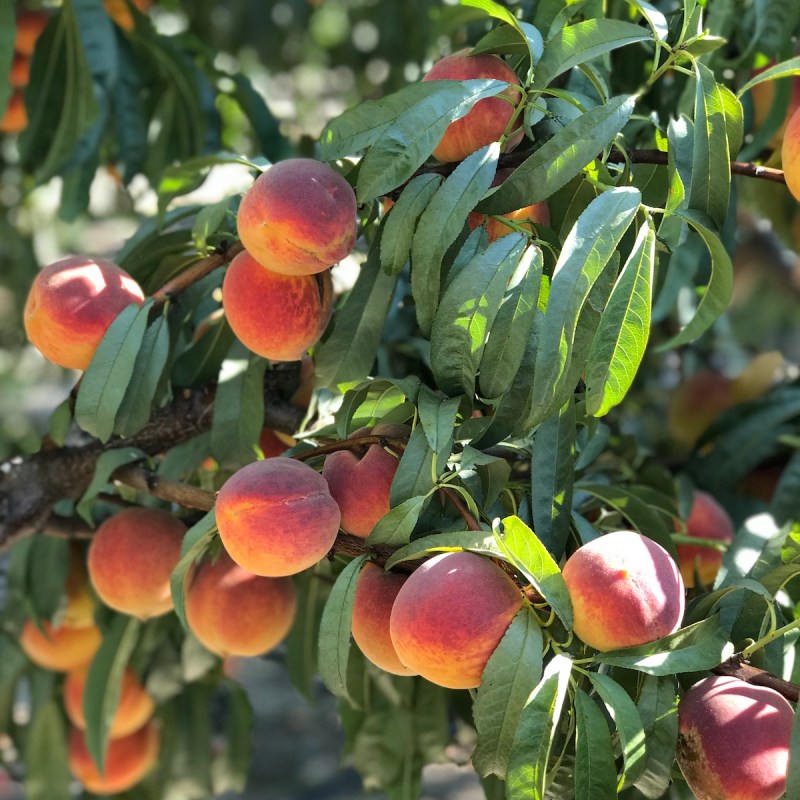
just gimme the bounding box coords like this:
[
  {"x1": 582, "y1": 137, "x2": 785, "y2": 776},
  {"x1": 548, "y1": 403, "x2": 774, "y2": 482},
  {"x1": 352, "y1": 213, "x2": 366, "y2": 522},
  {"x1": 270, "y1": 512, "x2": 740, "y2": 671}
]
[
  {"x1": 439, "y1": 488, "x2": 482, "y2": 532},
  {"x1": 291, "y1": 435, "x2": 408, "y2": 462},
  {"x1": 112, "y1": 466, "x2": 215, "y2": 512},
  {"x1": 712, "y1": 654, "x2": 800, "y2": 703}
]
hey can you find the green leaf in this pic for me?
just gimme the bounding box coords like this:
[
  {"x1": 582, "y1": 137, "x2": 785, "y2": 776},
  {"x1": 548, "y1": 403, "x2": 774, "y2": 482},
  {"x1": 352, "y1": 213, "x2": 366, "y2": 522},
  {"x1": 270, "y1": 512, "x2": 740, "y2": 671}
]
[
  {"x1": 356, "y1": 79, "x2": 508, "y2": 202},
  {"x1": 0, "y1": 635, "x2": 27, "y2": 734},
  {"x1": 771, "y1": 449, "x2": 800, "y2": 525},
  {"x1": 478, "y1": 95, "x2": 637, "y2": 214},
  {"x1": 494, "y1": 516, "x2": 573, "y2": 630},
  {"x1": 412, "y1": 142, "x2": 500, "y2": 336},
  {"x1": 597, "y1": 616, "x2": 734, "y2": 675},
  {"x1": 417, "y1": 386, "x2": 461, "y2": 455},
  {"x1": 318, "y1": 554, "x2": 367, "y2": 701},
  {"x1": 316, "y1": 235, "x2": 398, "y2": 388},
  {"x1": 389, "y1": 424, "x2": 437, "y2": 506},
  {"x1": 574, "y1": 689, "x2": 618, "y2": 800},
  {"x1": 532, "y1": 19, "x2": 652, "y2": 90},
  {"x1": 380, "y1": 173, "x2": 443, "y2": 275},
  {"x1": 192, "y1": 197, "x2": 232, "y2": 252},
  {"x1": 285, "y1": 571, "x2": 325, "y2": 701},
  {"x1": 531, "y1": 399, "x2": 576, "y2": 561},
  {"x1": 786, "y1": 696, "x2": 800, "y2": 800},
  {"x1": 505, "y1": 654, "x2": 572, "y2": 800},
  {"x1": 367, "y1": 494, "x2": 432, "y2": 547},
  {"x1": 0, "y1": 0, "x2": 14, "y2": 118},
  {"x1": 170, "y1": 509, "x2": 218, "y2": 628},
  {"x1": 47, "y1": 396, "x2": 72, "y2": 447},
  {"x1": 74, "y1": 301, "x2": 151, "y2": 443},
  {"x1": 25, "y1": 701, "x2": 71, "y2": 800},
  {"x1": 462, "y1": 1, "x2": 544, "y2": 68},
  {"x1": 586, "y1": 219, "x2": 656, "y2": 416},
  {"x1": 84, "y1": 614, "x2": 142, "y2": 772},
  {"x1": 384, "y1": 530, "x2": 503, "y2": 570},
  {"x1": 75, "y1": 447, "x2": 147, "y2": 525},
  {"x1": 473, "y1": 609, "x2": 544, "y2": 779},
  {"x1": 211, "y1": 681, "x2": 253, "y2": 794},
  {"x1": 633, "y1": 676, "x2": 679, "y2": 799},
  {"x1": 430, "y1": 234, "x2": 528, "y2": 396},
  {"x1": 229, "y1": 72, "x2": 290, "y2": 163},
  {"x1": 719, "y1": 83, "x2": 744, "y2": 158},
  {"x1": 26, "y1": 537, "x2": 70, "y2": 621},
  {"x1": 737, "y1": 55, "x2": 800, "y2": 98}
]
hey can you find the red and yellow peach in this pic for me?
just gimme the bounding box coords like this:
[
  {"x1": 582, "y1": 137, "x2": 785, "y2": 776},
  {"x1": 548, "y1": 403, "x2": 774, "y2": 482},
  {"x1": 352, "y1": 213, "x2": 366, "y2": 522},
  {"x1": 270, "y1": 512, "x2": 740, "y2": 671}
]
[
  {"x1": 676, "y1": 491, "x2": 734, "y2": 588},
  {"x1": 20, "y1": 620, "x2": 102, "y2": 673}
]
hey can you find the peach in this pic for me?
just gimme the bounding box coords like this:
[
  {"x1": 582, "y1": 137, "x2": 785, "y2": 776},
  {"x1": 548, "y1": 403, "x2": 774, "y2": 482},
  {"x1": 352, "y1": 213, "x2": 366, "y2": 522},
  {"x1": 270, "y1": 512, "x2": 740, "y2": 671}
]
[
  {"x1": 69, "y1": 722, "x2": 159, "y2": 795},
  {"x1": 221, "y1": 250, "x2": 332, "y2": 362},
  {"x1": 750, "y1": 64, "x2": 800, "y2": 147},
  {"x1": 64, "y1": 666, "x2": 155, "y2": 739},
  {"x1": 667, "y1": 370, "x2": 735, "y2": 449},
  {"x1": 14, "y1": 11, "x2": 48, "y2": 57},
  {"x1": 20, "y1": 620, "x2": 101, "y2": 672},
  {"x1": 9, "y1": 54, "x2": 30, "y2": 88},
  {"x1": 677, "y1": 491, "x2": 734, "y2": 588},
  {"x1": 236, "y1": 158, "x2": 357, "y2": 275},
  {"x1": 258, "y1": 427, "x2": 294, "y2": 458},
  {"x1": 782, "y1": 106, "x2": 800, "y2": 201},
  {"x1": 677, "y1": 675, "x2": 792, "y2": 800},
  {"x1": 0, "y1": 90, "x2": 27, "y2": 134},
  {"x1": 23, "y1": 256, "x2": 145, "y2": 371},
  {"x1": 61, "y1": 546, "x2": 95, "y2": 629},
  {"x1": 185, "y1": 550, "x2": 296, "y2": 657},
  {"x1": 215, "y1": 457, "x2": 341, "y2": 577},
  {"x1": 422, "y1": 50, "x2": 522, "y2": 163},
  {"x1": 562, "y1": 530, "x2": 685, "y2": 652},
  {"x1": 389, "y1": 551, "x2": 523, "y2": 689},
  {"x1": 104, "y1": 0, "x2": 152, "y2": 31},
  {"x1": 351, "y1": 563, "x2": 417, "y2": 676},
  {"x1": 467, "y1": 170, "x2": 550, "y2": 241},
  {"x1": 87, "y1": 507, "x2": 186, "y2": 619},
  {"x1": 322, "y1": 425, "x2": 405, "y2": 538}
]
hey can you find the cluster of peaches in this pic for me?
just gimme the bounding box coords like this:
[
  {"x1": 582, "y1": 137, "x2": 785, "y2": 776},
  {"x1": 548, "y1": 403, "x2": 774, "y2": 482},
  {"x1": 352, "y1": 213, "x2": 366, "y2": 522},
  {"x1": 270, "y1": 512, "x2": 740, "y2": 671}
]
[{"x1": 0, "y1": 10, "x2": 47, "y2": 134}]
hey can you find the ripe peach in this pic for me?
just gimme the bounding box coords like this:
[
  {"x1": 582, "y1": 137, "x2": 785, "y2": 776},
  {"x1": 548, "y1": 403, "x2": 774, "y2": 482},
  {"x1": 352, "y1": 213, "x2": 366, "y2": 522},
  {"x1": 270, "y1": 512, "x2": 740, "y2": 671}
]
[
  {"x1": 23, "y1": 256, "x2": 145, "y2": 371},
  {"x1": 783, "y1": 106, "x2": 800, "y2": 201},
  {"x1": 14, "y1": 11, "x2": 48, "y2": 57},
  {"x1": 321, "y1": 425, "x2": 405, "y2": 538},
  {"x1": 677, "y1": 675, "x2": 792, "y2": 800},
  {"x1": 562, "y1": 530, "x2": 685, "y2": 652},
  {"x1": 185, "y1": 550, "x2": 296, "y2": 657},
  {"x1": 20, "y1": 620, "x2": 101, "y2": 672},
  {"x1": 104, "y1": 0, "x2": 152, "y2": 31},
  {"x1": 69, "y1": 722, "x2": 159, "y2": 795},
  {"x1": 467, "y1": 170, "x2": 550, "y2": 241},
  {"x1": 666, "y1": 370, "x2": 735, "y2": 449},
  {"x1": 221, "y1": 250, "x2": 333, "y2": 362},
  {"x1": 258, "y1": 427, "x2": 294, "y2": 458},
  {"x1": 0, "y1": 90, "x2": 27, "y2": 134},
  {"x1": 9, "y1": 54, "x2": 30, "y2": 88},
  {"x1": 677, "y1": 491, "x2": 734, "y2": 588},
  {"x1": 236, "y1": 159, "x2": 357, "y2": 276},
  {"x1": 62, "y1": 546, "x2": 95, "y2": 629},
  {"x1": 389, "y1": 551, "x2": 523, "y2": 689},
  {"x1": 422, "y1": 50, "x2": 522, "y2": 163},
  {"x1": 87, "y1": 507, "x2": 186, "y2": 620},
  {"x1": 64, "y1": 666, "x2": 155, "y2": 739},
  {"x1": 215, "y1": 457, "x2": 341, "y2": 577},
  {"x1": 351, "y1": 563, "x2": 417, "y2": 676}
]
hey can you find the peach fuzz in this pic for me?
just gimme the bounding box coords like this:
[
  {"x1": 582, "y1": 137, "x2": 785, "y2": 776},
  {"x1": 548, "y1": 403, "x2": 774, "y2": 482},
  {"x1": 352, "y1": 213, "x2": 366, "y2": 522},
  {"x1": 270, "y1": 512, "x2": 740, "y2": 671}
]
[
  {"x1": 23, "y1": 256, "x2": 145, "y2": 371},
  {"x1": 562, "y1": 531, "x2": 684, "y2": 652},
  {"x1": 215, "y1": 457, "x2": 341, "y2": 577},
  {"x1": 236, "y1": 158, "x2": 357, "y2": 276},
  {"x1": 389, "y1": 551, "x2": 523, "y2": 689},
  {"x1": 185, "y1": 550, "x2": 296, "y2": 657},
  {"x1": 676, "y1": 491, "x2": 734, "y2": 588},
  {"x1": 222, "y1": 250, "x2": 332, "y2": 362},
  {"x1": 88, "y1": 507, "x2": 186, "y2": 620},
  {"x1": 422, "y1": 50, "x2": 522, "y2": 163},
  {"x1": 69, "y1": 722, "x2": 160, "y2": 795},
  {"x1": 14, "y1": 11, "x2": 49, "y2": 57},
  {"x1": 352, "y1": 563, "x2": 417, "y2": 676},
  {"x1": 0, "y1": 90, "x2": 28, "y2": 134},
  {"x1": 20, "y1": 620, "x2": 101, "y2": 672},
  {"x1": 677, "y1": 675, "x2": 793, "y2": 800},
  {"x1": 783, "y1": 106, "x2": 800, "y2": 201},
  {"x1": 64, "y1": 666, "x2": 155, "y2": 739}
]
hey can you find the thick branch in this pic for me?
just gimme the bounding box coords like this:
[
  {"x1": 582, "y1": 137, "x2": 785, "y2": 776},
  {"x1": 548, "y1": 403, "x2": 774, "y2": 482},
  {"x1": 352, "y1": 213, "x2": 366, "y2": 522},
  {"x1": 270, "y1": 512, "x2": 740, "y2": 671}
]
[{"x1": 712, "y1": 654, "x2": 800, "y2": 703}]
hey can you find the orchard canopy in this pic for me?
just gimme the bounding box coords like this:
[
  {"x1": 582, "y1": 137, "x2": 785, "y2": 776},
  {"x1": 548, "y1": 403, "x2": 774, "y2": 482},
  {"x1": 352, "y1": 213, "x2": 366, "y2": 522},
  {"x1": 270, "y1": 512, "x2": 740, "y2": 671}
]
[{"x1": 3, "y1": 1, "x2": 800, "y2": 799}]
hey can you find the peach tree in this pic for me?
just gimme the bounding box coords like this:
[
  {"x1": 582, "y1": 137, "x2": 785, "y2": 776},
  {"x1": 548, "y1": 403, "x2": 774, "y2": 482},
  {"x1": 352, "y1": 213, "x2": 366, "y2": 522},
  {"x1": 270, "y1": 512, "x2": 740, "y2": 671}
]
[{"x1": 2, "y1": 0, "x2": 800, "y2": 799}]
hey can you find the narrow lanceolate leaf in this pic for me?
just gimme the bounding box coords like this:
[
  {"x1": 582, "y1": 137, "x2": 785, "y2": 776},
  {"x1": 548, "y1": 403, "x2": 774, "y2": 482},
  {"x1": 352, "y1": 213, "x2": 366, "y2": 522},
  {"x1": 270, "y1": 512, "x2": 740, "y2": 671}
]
[
  {"x1": 389, "y1": 424, "x2": 437, "y2": 506},
  {"x1": 0, "y1": 0, "x2": 14, "y2": 117},
  {"x1": 587, "y1": 672, "x2": 648, "y2": 788},
  {"x1": 586, "y1": 220, "x2": 656, "y2": 417},
  {"x1": 417, "y1": 386, "x2": 461, "y2": 454},
  {"x1": 170, "y1": 510, "x2": 218, "y2": 629},
  {"x1": 430, "y1": 233, "x2": 527, "y2": 397},
  {"x1": 473, "y1": 609, "x2": 544, "y2": 779},
  {"x1": 318, "y1": 554, "x2": 368, "y2": 702},
  {"x1": 412, "y1": 143, "x2": 500, "y2": 336},
  {"x1": 367, "y1": 494, "x2": 431, "y2": 547},
  {"x1": 506, "y1": 655, "x2": 572, "y2": 800},
  {"x1": 531, "y1": 399, "x2": 576, "y2": 561},
  {"x1": 380, "y1": 173, "x2": 443, "y2": 275},
  {"x1": 574, "y1": 689, "x2": 618, "y2": 800},
  {"x1": 479, "y1": 246, "x2": 543, "y2": 399},
  {"x1": 494, "y1": 516, "x2": 573, "y2": 630},
  {"x1": 656, "y1": 209, "x2": 733, "y2": 349},
  {"x1": 462, "y1": 1, "x2": 544, "y2": 66},
  {"x1": 75, "y1": 302, "x2": 151, "y2": 443},
  {"x1": 85, "y1": 615, "x2": 142, "y2": 772},
  {"x1": 75, "y1": 447, "x2": 147, "y2": 525},
  {"x1": 736, "y1": 55, "x2": 800, "y2": 98},
  {"x1": 634, "y1": 676, "x2": 679, "y2": 799},
  {"x1": 25, "y1": 701, "x2": 71, "y2": 800},
  {"x1": 478, "y1": 95, "x2": 637, "y2": 215},
  {"x1": 719, "y1": 84, "x2": 744, "y2": 157},
  {"x1": 384, "y1": 530, "x2": 503, "y2": 570},
  {"x1": 356, "y1": 79, "x2": 507, "y2": 202},
  {"x1": 532, "y1": 19, "x2": 652, "y2": 90},
  {"x1": 689, "y1": 62, "x2": 730, "y2": 230},
  {"x1": 530, "y1": 188, "x2": 641, "y2": 420}
]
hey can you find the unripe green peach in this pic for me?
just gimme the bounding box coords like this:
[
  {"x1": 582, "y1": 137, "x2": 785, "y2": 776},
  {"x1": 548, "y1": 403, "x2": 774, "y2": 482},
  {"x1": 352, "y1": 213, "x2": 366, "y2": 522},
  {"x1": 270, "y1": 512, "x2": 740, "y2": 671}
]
[
  {"x1": 389, "y1": 551, "x2": 523, "y2": 689},
  {"x1": 422, "y1": 50, "x2": 522, "y2": 163},
  {"x1": 351, "y1": 563, "x2": 417, "y2": 676},
  {"x1": 88, "y1": 507, "x2": 186, "y2": 620},
  {"x1": 20, "y1": 620, "x2": 102, "y2": 673},
  {"x1": 677, "y1": 675, "x2": 792, "y2": 800},
  {"x1": 562, "y1": 530, "x2": 685, "y2": 652},
  {"x1": 215, "y1": 458, "x2": 341, "y2": 577},
  {"x1": 677, "y1": 491, "x2": 734, "y2": 588},
  {"x1": 236, "y1": 158, "x2": 357, "y2": 275},
  {"x1": 23, "y1": 256, "x2": 145, "y2": 371},
  {"x1": 186, "y1": 550, "x2": 296, "y2": 657},
  {"x1": 222, "y1": 250, "x2": 333, "y2": 362}
]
